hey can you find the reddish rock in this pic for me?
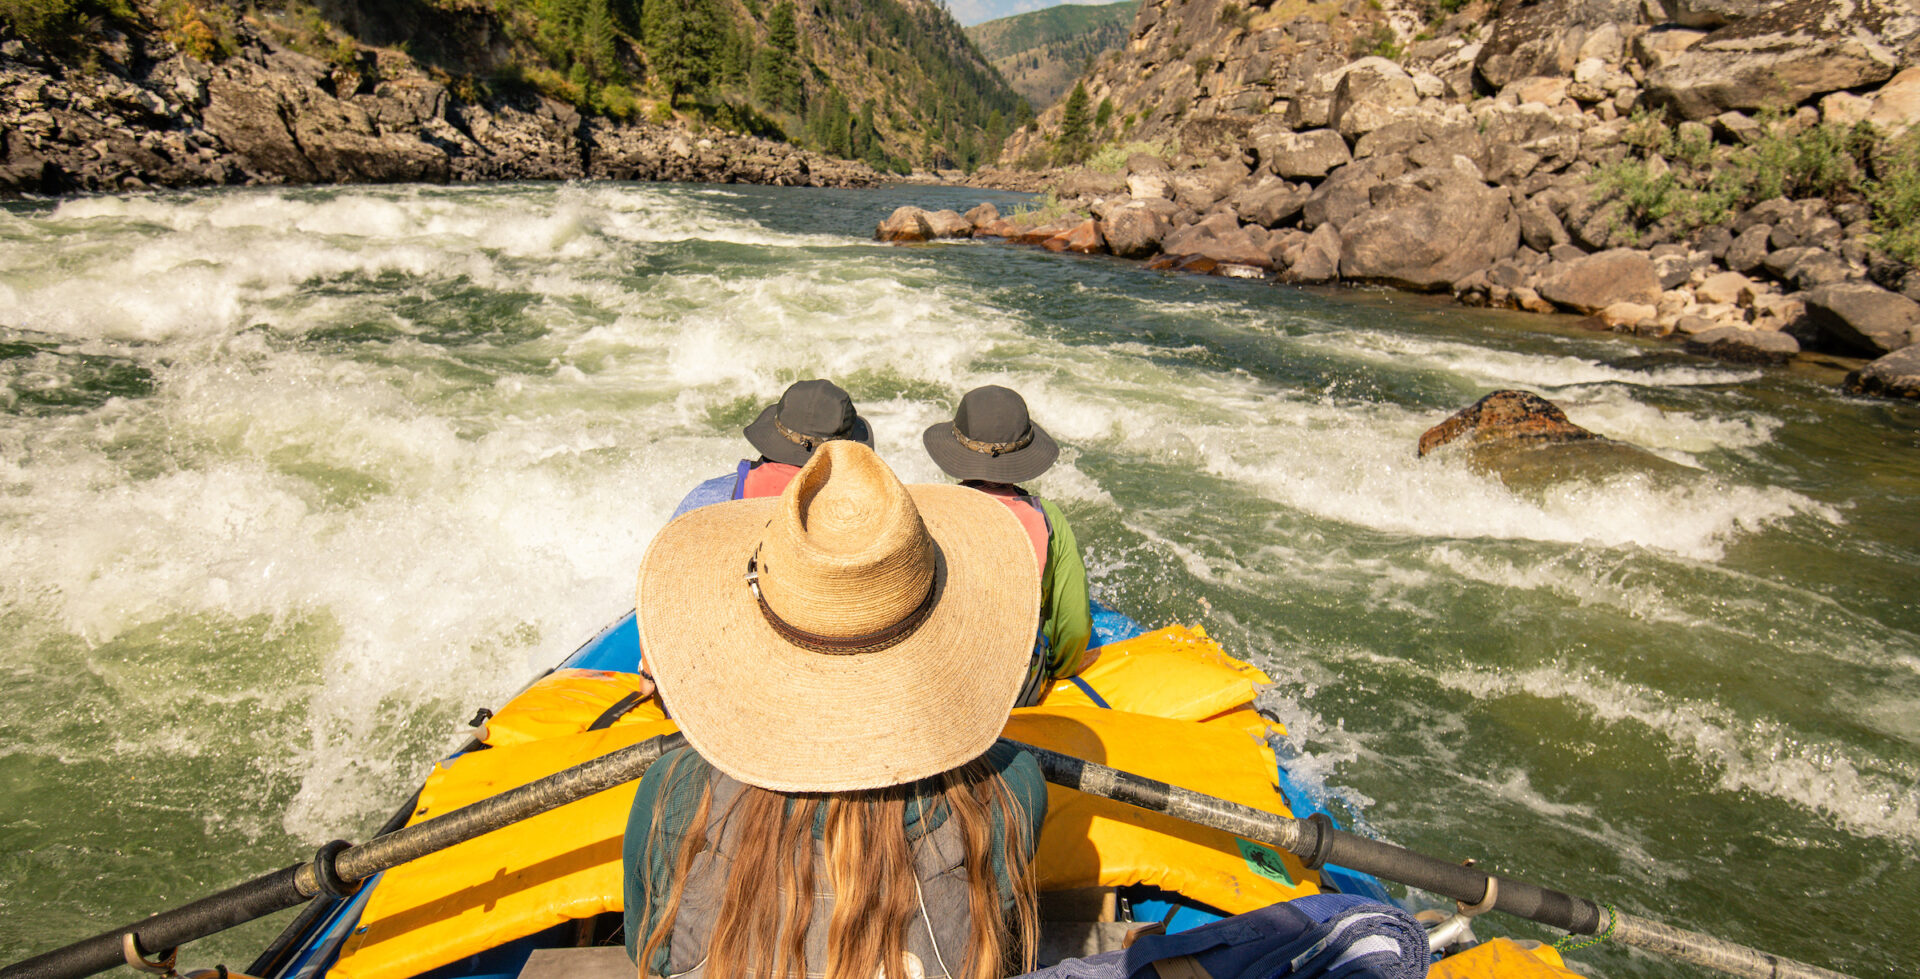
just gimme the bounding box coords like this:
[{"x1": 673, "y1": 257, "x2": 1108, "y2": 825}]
[
  {"x1": 1044, "y1": 220, "x2": 1105, "y2": 254},
  {"x1": 1418, "y1": 390, "x2": 1604, "y2": 457}
]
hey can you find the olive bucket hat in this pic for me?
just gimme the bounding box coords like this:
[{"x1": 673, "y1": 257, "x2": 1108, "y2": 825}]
[
  {"x1": 636, "y1": 440, "x2": 1040, "y2": 792},
  {"x1": 743, "y1": 379, "x2": 874, "y2": 467},
  {"x1": 922, "y1": 385, "x2": 1060, "y2": 484}
]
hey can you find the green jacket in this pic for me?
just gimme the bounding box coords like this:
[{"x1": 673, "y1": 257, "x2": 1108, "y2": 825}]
[{"x1": 1033, "y1": 497, "x2": 1091, "y2": 680}]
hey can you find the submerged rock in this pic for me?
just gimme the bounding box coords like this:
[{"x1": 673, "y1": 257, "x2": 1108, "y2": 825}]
[
  {"x1": 1418, "y1": 390, "x2": 1605, "y2": 457},
  {"x1": 1418, "y1": 390, "x2": 1693, "y2": 487}
]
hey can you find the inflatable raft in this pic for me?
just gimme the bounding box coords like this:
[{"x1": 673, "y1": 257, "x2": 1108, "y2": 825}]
[{"x1": 249, "y1": 606, "x2": 1582, "y2": 979}]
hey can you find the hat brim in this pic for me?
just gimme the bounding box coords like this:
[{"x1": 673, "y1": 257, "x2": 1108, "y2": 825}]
[
  {"x1": 636, "y1": 485, "x2": 1039, "y2": 792},
  {"x1": 743, "y1": 404, "x2": 874, "y2": 467},
  {"x1": 922, "y1": 421, "x2": 1060, "y2": 484}
]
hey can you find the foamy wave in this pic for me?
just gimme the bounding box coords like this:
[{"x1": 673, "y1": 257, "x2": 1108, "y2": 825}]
[
  {"x1": 1436, "y1": 664, "x2": 1920, "y2": 844},
  {"x1": 1303, "y1": 329, "x2": 1763, "y2": 388}
]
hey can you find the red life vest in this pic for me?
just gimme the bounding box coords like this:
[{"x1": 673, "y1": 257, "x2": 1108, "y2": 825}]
[
  {"x1": 736, "y1": 461, "x2": 801, "y2": 499},
  {"x1": 970, "y1": 484, "x2": 1049, "y2": 568}
]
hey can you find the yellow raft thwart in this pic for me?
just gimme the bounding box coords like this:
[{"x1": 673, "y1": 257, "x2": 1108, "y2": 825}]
[{"x1": 329, "y1": 624, "x2": 1576, "y2": 979}]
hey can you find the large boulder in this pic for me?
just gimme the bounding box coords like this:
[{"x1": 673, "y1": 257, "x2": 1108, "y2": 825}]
[
  {"x1": 1338, "y1": 162, "x2": 1521, "y2": 291},
  {"x1": 1803, "y1": 281, "x2": 1920, "y2": 355},
  {"x1": 1643, "y1": 0, "x2": 1920, "y2": 120},
  {"x1": 1100, "y1": 201, "x2": 1175, "y2": 259},
  {"x1": 925, "y1": 210, "x2": 974, "y2": 238},
  {"x1": 1844, "y1": 345, "x2": 1920, "y2": 398},
  {"x1": 202, "y1": 57, "x2": 450, "y2": 183},
  {"x1": 1281, "y1": 223, "x2": 1342, "y2": 283},
  {"x1": 1659, "y1": 0, "x2": 1773, "y2": 28},
  {"x1": 1685, "y1": 326, "x2": 1801, "y2": 364},
  {"x1": 1159, "y1": 212, "x2": 1273, "y2": 271},
  {"x1": 1867, "y1": 66, "x2": 1920, "y2": 135},
  {"x1": 1329, "y1": 58, "x2": 1419, "y2": 139},
  {"x1": 1302, "y1": 156, "x2": 1409, "y2": 231},
  {"x1": 1537, "y1": 249, "x2": 1663, "y2": 313},
  {"x1": 1168, "y1": 160, "x2": 1251, "y2": 211},
  {"x1": 1229, "y1": 177, "x2": 1312, "y2": 228},
  {"x1": 876, "y1": 206, "x2": 935, "y2": 242},
  {"x1": 1253, "y1": 125, "x2": 1353, "y2": 179},
  {"x1": 1475, "y1": 0, "x2": 1649, "y2": 89}
]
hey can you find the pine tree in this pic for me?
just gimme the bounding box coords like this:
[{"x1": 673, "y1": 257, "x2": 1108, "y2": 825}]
[
  {"x1": 1056, "y1": 82, "x2": 1091, "y2": 165},
  {"x1": 754, "y1": 1, "x2": 801, "y2": 114},
  {"x1": 644, "y1": 0, "x2": 720, "y2": 104}
]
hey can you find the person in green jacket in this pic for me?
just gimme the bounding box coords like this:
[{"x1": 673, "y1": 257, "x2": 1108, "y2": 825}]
[{"x1": 923, "y1": 385, "x2": 1092, "y2": 702}]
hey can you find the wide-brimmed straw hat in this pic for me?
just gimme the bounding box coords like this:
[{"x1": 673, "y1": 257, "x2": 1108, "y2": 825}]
[
  {"x1": 743, "y1": 379, "x2": 874, "y2": 467},
  {"x1": 922, "y1": 385, "x2": 1060, "y2": 484},
  {"x1": 637, "y1": 440, "x2": 1040, "y2": 792}
]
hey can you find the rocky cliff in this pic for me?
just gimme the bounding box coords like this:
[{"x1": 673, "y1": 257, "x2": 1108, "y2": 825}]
[
  {"x1": 954, "y1": 0, "x2": 1920, "y2": 399},
  {"x1": 0, "y1": 0, "x2": 986, "y2": 194}
]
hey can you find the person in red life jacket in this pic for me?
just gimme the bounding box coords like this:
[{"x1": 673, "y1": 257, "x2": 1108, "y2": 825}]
[
  {"x1": 670, "y1": 378, "x2": 874, "y2": 520},
  {"x1": 923, "y1": 385, "x2": 1091, "y2": 703}
]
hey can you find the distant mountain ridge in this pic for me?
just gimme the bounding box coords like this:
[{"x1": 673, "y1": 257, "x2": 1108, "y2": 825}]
[{"x1": 964, "y1": 0, "x2": 1134, "y2": 109}]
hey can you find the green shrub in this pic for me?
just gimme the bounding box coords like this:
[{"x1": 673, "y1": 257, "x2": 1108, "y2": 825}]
[
  {"x1": 1, "y1": 0, "x2": 133, "y2": 50},
  {"x1": 1085, "y1": 138, "x2": 1179, "y2": 174},
  {"x1": 1217, "y1": 1, "x2": 1252, "y2": 30},
  {"x1": 158, "y1": 0, "x2": 236, "y2": 61},
  {"x1": 1349, "y1": 23, "x2": 1398, "y2": 59},
  {"x1": 1589, "y1": 110, "x2": 1881, "y2": 246},
  {"x1": 1869, "y1": 127, "x2": 1920, "y2": 265}
]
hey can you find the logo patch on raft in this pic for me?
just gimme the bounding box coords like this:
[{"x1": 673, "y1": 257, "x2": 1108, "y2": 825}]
[{"x1": 1235, "y1": 838, "x2": 1293, "y2": 884}]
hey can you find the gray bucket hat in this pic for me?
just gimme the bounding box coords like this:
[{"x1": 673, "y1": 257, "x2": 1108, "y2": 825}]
[
  {"x1": 743, "y1": 379, "x2": 874, "y2": 466},
  {"x1": 922, "y1": 385, "x2": 1060, "y2": 484}
]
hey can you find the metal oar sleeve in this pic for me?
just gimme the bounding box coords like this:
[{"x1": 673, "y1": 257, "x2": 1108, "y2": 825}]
[
  {"x1": 1006, "y1": 740, "x2": 1859, "y2": 979},
  {"x1": 1, "y1": 731, "x2": 685, "y2": 979}
]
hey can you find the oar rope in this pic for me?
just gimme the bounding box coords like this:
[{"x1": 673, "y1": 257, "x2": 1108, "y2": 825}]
[
  {"x1": 1, "y1": 732, "x2": 1858, "y2": 979},
  {"x1": 1007, "y1": 740, "x2": 1858, "y2": 979}
]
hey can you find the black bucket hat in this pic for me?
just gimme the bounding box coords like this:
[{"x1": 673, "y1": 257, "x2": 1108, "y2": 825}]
[
  {"x1": 743, "y1": 379, "x2": 874, "y2": 466},
  {"x1": 922, "y1": 385, "x2": 1060, "y2": 484}
]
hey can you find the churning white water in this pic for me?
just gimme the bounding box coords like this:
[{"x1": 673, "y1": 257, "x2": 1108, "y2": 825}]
[{"x1": 2, "y1": 182, "x2": 1916, "y2": 977}]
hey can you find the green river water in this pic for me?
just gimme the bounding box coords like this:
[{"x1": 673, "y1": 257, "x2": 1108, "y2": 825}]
[{"x1": 1, "y1": 182, "x2": 1916, "y2": 977}]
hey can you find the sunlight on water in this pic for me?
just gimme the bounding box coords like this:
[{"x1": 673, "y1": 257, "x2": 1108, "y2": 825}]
[{"x1": 3, "y1": 182, "x2": 1917, "y2": 978}]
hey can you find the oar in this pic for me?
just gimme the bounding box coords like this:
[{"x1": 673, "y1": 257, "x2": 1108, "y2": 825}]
[
  {"x1": 1008, "y1": 740, "x2": 1858, "y2": 979},
  {"x1": 3, "y1": 732, "x2": 1858, "y2": 979},
  {"x1": 0, "y1": 732, "x2": 689, "y2": 979}
]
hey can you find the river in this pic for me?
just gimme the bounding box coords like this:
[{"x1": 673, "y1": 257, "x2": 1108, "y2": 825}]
[{"x1": 2, "y1": 182, "x2": 1915, "y2": 978}]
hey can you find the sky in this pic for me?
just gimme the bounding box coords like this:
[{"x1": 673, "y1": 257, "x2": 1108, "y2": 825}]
[{"x1": 946, "y1": 0, "x2": 1130, "y2": 27}]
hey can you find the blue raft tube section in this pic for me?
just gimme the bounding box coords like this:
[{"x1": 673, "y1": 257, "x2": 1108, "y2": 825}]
[{"x1": 265, "y1": 602, "x2": 1398, "y2": 979}]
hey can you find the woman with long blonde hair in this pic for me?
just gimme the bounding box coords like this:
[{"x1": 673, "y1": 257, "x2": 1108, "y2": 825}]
[{"x1": 622, "y1": 440, "x2": 1048, "y2": 979}]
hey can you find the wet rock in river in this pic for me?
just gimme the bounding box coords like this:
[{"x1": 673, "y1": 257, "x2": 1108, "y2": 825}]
[
  {"x1": 1845, "y1": 345, "x2": 1920, "y2": 398},
  {"x1": 875, "y1": 206, "x2": 935, "y2": 242},
  {"x1": 1419, "y1": 390, "x2": 1694, "y2": 487},
  {"x1": 1418, "y1": 390, "x2": 1605, "y2": 457}
]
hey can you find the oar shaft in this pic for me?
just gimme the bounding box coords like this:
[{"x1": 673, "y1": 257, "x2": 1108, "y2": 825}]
[
  {"x1": 0, "y1": 731, "x2": 686, "y2": 979},
  {"x1": 1009, "y1": 741, "x2": 1859, "y2": 979}
]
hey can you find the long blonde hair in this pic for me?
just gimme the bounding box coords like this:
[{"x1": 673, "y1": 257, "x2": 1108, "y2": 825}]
[{"x1": 637, "y1": 755, "x2": 1040, "y2": 979}]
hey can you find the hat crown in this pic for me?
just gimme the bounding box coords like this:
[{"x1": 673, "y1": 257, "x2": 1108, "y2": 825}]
[
  {"x1": 953, "y1": 385, "x2": 1032, "y2": 445},
  {"x1": 777, "y1": 379, "x2": 860, "y2": 439},
  {"x1": 759, "y1": 441, "x2": 938, "y2": 641}
]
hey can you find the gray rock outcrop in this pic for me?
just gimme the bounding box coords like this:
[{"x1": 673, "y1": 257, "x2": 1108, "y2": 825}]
[{"x1": 1644, "y1": 0, "x2": 1920, "y2": 119}]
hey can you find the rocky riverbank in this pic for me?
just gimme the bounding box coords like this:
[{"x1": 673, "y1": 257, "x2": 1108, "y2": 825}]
[
  {"x1": 0, "y1": 16, "x2": 880, "y2": 195},
  {"x1": 877, "y1": 0, "x2": 1920, "y2": 402}
]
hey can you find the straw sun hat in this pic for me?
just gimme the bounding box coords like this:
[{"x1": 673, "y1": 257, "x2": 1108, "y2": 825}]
[{"x1": 636, "y1": 440, "x2": 1041, "y2": 793}]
